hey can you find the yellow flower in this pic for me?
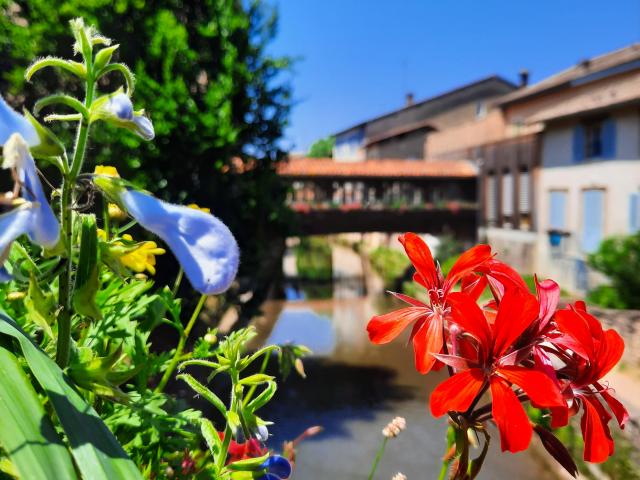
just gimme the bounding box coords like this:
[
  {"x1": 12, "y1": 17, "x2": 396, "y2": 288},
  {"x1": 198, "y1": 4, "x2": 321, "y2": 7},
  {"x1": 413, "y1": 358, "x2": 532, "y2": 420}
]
[
  {"x1": 94, "y1": 165, "x2": 120, "y2": 177},
  {"x1": 119, "y1": 240, "x2": 166, "y2": 275},
  {"x1": 94, "y1": 166, "x2": 126, "y2": 220},
  {"x1": 187, "y1": 203, "x2": 211, "y2": 214}
]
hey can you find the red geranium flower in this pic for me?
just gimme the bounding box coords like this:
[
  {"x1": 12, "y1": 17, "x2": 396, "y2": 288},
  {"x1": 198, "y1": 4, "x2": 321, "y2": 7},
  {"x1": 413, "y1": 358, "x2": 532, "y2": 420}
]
[
  {"x1": 551, "y1": 302, "x2": 628, "y2": 463},
  {"x1": 429, "y1": 288, "x2": 565, "y2": 452},
  {"x1": 366, "y1": 233, "x2": 492, "y2": 373}
]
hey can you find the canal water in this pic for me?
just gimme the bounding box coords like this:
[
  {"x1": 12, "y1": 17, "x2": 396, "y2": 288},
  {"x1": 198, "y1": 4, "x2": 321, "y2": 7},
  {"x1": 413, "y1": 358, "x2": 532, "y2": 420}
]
[{"x1": 251, "y1": 243, "x2": 558, "y2": 479}]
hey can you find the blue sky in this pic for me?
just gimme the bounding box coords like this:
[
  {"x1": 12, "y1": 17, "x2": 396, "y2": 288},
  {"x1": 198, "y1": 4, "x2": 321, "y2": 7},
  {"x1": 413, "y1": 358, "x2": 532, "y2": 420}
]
[{"x1": 268, "y1": 0, "x2": 640, "y2": 152}]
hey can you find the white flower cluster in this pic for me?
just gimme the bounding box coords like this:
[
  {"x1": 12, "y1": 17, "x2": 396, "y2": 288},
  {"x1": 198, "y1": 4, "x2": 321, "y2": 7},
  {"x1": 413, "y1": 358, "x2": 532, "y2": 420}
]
[{"x1": 382, "y1": 416, "x2": 406, "y2": 438}]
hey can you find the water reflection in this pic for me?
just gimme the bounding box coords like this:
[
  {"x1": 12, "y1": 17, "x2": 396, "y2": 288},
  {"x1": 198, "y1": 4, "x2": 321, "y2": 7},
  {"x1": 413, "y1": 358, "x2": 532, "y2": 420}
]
[{"x1": 251, "y1": 245, "x2": 558, "y2": 479}]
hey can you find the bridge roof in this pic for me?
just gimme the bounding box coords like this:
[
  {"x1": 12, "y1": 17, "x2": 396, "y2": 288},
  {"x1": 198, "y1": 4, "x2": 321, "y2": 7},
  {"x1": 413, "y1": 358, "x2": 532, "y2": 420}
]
[{"x1": 277, "y1": 158, "x2": 477, "y2": 178}]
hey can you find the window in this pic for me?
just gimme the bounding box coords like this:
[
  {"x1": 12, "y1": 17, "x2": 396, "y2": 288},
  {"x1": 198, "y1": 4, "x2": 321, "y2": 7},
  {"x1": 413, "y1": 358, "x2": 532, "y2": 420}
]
[
  {"x1": 630, "y1": 192, "x2": 640, "y2": 233},
  {"x1": 572, "y1": 118, "x2": 616, "y2": 161},
  {"x1": 581, "y1": 189, "x2": 604, "y2": 253},
  {"x1": 549, "y1": 190, "x2": 567, "y2": 230},
  {"x1": 501, "y1": 170, "x2": 513, "y2": 221},
  {"x1": 486, "y1": 173, "x2": 497, "y2": 225},
  {"x1": 519, "y1": 169, "x2": 531, "y2": 230},
  {"x1": 475, "y1": 101, "x2": 487, "y2": 119}
]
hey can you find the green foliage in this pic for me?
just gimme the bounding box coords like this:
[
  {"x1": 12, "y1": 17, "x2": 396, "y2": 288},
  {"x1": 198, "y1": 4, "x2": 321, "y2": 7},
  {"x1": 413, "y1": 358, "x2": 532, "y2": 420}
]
[
  {"x1": 0, "y1": 0, "x2": 294, "y2": 305},
  {"x1": 370, "y1": 245, "x2": 410, "y2": 290},
  {"x1": 308, "y1": 136, "x2": 335, "y2": 158},
  {"x1": 0, "y1": 17, "x2": 298, "y2": 478},
  {"x1": 435, "y1": 235, "x2": 463, "y2": 264},
  {"x1": 588, "y1": 233, "x2": 640, "y2": 309},
  {"x1": 295, "y1": 237, "x2": 333, "y2": 280}
]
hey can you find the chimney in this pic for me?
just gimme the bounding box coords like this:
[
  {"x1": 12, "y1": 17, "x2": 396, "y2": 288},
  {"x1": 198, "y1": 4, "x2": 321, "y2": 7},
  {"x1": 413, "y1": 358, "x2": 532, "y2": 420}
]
[
  {"x1": 405, "y1": 92, "x2": 414, "y2": 107},
  {"x1": 519, "y1": 69, "x2": 529, "y2": 87}
]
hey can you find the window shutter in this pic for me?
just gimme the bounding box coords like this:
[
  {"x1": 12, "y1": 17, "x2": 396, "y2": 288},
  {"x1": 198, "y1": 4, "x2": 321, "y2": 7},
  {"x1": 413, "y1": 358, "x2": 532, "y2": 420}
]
[
  {"x1": 519, "y1": 171, "x2": 530, "y2": 214},
  {"x1": 502, "y1": 172, "x2": 513, "y2": 216},
  {"x1": 602, "y1": 118, "x2": 616, "y2": 159},
  {"x1": 486, "y1": 175, "x2": 497, "y2": 222},
  {"x1": 572, "y1": 125, "x2": 585, "y2": 162},
  {"x1": 630, "y1": 193, "x2": 640, "y2": 233}
]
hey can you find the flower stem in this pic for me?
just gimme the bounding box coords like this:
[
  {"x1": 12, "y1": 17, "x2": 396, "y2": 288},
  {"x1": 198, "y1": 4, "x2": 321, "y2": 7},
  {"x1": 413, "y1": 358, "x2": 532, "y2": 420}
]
[
  {"x1": 367, "y1": 437, "x2": 388, "y2": 480},
  {"x1": 243, "y1": 353, "x2": 270, "y2": 406},
  {"x1": 156, "y1": 293, "x2": 208, "y2": 392},
  {"x1": 216, "y1": 369, "x2": 239, "y2": 472},
  {"x1": 55, "y1": 72, "x2": 94, "y2": 367},
  {"x1": 172, "y1": 267, "x2": 184, "y2": 297}
]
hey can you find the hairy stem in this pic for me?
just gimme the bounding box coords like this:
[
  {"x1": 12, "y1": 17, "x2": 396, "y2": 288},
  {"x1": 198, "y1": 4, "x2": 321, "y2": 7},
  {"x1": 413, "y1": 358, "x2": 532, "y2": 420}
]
[
  {"x1": 156, "y1": 293, "x2": 208, "y2": 392},
  {"x1": 56, "y1": 70, "x2": 94, "y2": 367}
]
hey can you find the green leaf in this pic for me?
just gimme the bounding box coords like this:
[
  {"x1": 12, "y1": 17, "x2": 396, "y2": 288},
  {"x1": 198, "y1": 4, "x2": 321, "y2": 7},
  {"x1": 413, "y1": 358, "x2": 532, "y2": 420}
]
[
  {"x1": 94, "y1": 44, "x2": 119, "y2": 71},
  {"x1": 227, "y1": 453, "x2": 270, "y2": 471},
  {"x1": 200, "y1": 418, "x2": 223, "y2": 457},
  {"x1": 25, "y1": 56, "x2": 86, "y2": 81},
  {"x1": 245, "y1": 381, "x2": 276, "y2": 412},
  {"x1": 0, "y1": 346, "x2": 77, "y2": 479},
  {"x1": 96, "y1": 63, "x2": 136, "y2": 95},
  {"x1": 24, "y1": 273, "x2": 56, "y2": 338},
  {"x1": 178, "y1": 373, "x2": 227, "y2": 417},
  {"x1": 238, "y1": 373, "x2": 273, "y2": 386},
  {"x1": 23, "y1": 109, "x2": 65, "y2": 158},
  {"x1": 34, "y1": 94, "x2": 89, "y2": 119},
  {"x1": 73, "y1": 215, "x2": 102, "y2": 319},
  {"x1": 0, "y1": 311, "x2": 143, "y2": 480}
]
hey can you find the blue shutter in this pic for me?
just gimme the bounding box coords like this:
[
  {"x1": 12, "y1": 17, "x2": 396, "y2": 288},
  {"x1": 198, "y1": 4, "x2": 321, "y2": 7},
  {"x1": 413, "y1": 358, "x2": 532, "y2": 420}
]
[
  {"x1": 602, "y1": 118, "x2": 616, "y2": 159},
  {"x1": 572, "y1": 125, "x2": 585, "y2": 162},
  {"x1": 581, "y1": 190, "x2": 604, "y2": 253},
  {"x1": 630, "y1": 193, "x2": 640, "y2": 233}
]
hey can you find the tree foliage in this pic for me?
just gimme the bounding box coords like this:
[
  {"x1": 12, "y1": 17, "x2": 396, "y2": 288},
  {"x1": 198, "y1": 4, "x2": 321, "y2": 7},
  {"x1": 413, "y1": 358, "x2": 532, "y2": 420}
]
[
  {"x1": 0, "y1": 0, "x2": 293, "y2": 302},
  {"x1": 588, "y1": 232, "x2": 640, "y2": 309},
  {"x1": 308, "y1": 135, "x2": 334, "y2": 158}
]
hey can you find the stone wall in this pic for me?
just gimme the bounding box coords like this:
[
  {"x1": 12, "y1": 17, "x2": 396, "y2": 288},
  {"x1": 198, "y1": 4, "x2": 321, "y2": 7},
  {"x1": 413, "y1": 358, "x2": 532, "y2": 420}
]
[{"x1": 589, "y1": 306, "x2": 640, "y2": 367}]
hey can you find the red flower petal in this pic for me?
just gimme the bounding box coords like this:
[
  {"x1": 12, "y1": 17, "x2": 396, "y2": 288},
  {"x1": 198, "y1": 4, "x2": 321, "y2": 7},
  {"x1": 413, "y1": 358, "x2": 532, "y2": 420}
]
[
  {"x1": 430, "y1": 368, "x2": 485, "y2": 417},
  {"x1": 581, "y1": 396, "x2": 614, "y2": 463},
  {"x1": 388, "y1": 291, "x2": 428, "y2": 308},
  {"x1": 399, "y1": 233, "x2": 438, "y2": 290},
  {"x1": 481, "y1": 259, "x2": 529, "y2": 299},
  {"x1": 461, "y1": 273, "x2": 488, "y2": 301},
  {"x1": 496, "y1": 366, "x2": 565, "y2": 408},
  {"x1": 536, "y1": 277, "x2": 560, "y2": 329},
  {"x1": 490, "y1": 376, "x2": 533, "y2": 453},
  {"x1": 367, "y1": 307, "x2": 426, "y2": 344},
  {"x1": 412, "y1": 312, "x2": 443, "y2": 374},
  {"x1": 492, "y1": 288, "x2": 539, "y2": 358},
  {"x1": 593, "y1": 329, "x2": 624, "y2": 380},
  {"x1": 555, "y1": 309, "x2": 595, "y2": 358},
  {"x1": 447, "y1": 291, "x2": 492, "y2": 353},
  {"x1": 550, "y1": 406, "x2": 570, "y2": 429},
  {"x1": 599, "y1": 387, "x2": 629, "y2": 429},
  {"x1": 444, "y1": 244, "x2": 492, "y2": 292}
]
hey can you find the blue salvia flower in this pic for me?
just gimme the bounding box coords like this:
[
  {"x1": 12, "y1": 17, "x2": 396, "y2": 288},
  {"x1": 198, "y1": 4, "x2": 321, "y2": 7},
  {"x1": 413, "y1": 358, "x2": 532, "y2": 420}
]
[
  {"x1": 259, "y1": 455, "x2": 292, "y2": 480},
  {"x1": 3, "y1": 134, "x2": 60, "y2": 246},
  {"x1": 0, "y1": 134, "x2": 60, "y2": 281},
  {"x1": 93, "y1": 175, "x2": 239, "y2": 295},
  {"x1": 98, "y1": 92, "x2": 155, "y2": 141},
  {"x1": 0, "y1": 95, "x2": 38, "y2": 146}
]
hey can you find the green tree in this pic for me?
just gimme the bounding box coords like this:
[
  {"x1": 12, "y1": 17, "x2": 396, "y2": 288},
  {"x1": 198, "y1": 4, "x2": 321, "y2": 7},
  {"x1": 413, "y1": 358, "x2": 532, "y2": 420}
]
[
  {"x1": 588, "y1": 232, "x2": 640, "y2": 309},
  {"x1": 308, "y1": 135, "x2": 334, "y2": 158},
  {"x1": 0, "y1": 0, "x2": 294, "y2": 318}
]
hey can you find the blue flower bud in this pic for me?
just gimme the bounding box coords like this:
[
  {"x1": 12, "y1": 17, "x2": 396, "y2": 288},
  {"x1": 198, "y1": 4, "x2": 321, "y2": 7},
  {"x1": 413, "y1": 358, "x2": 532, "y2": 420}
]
[
  {"x1": 105, "y1": 93, "x2": 134, "y2": 121},
  {"x1": 132, "y1": 114, "x2": 154, "y2": 141},
  {"x1": 254, "y1": 424, "x2": 269, "y2": 442},
  {"x1": 260, "y1": 455, "x2": 292, "y2": 479},
  {"x1": 0, "y1": 95, "x2": 38, "y2": 146}
]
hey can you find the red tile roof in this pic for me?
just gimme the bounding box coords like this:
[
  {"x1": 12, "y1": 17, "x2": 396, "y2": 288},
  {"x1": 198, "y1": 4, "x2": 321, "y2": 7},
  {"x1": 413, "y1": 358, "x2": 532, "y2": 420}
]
[{"x1": 277, "y1": 158, "x2": 477, "y2": 178}]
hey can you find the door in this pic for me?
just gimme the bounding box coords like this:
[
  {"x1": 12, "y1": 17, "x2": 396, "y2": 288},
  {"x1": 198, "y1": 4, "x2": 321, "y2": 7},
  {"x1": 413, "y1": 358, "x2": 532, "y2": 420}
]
[{"x1": 581, "y1": 189, "x2": 604, "y2": 253}]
